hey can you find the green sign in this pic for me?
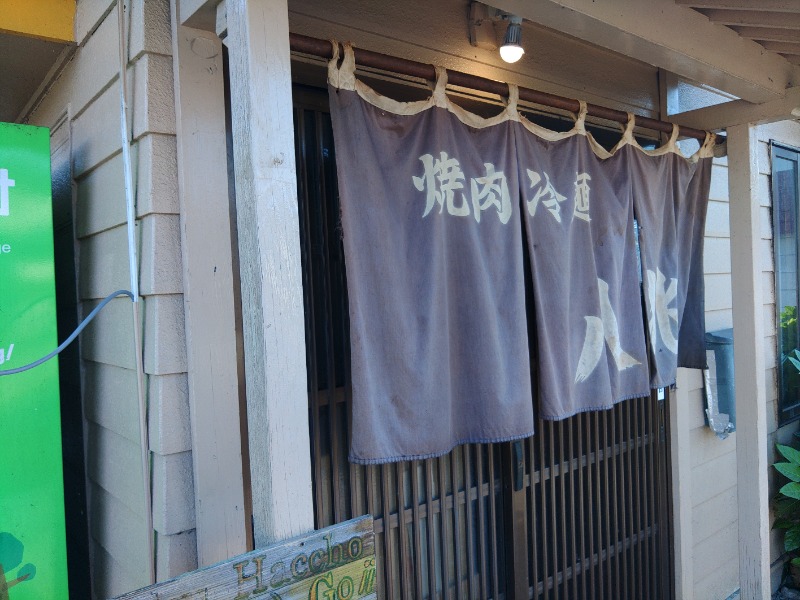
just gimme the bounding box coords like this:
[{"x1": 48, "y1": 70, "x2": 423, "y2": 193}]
[{"x1": 0, "y1": 123, "x2": 69, "y2": 599}]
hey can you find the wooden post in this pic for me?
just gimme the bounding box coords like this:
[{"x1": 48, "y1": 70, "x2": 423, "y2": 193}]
[
  {"x1": 669, "y1": 372, "x2": 695, "y2": 600},
  {"x1": 224, "y1": 0, "x2": 315, "y2": 547},
  {"x1": 170, "y1": 2, "x2": 249, "y2": 565},
  {"x1": 728, "y1": 123, "x2": 770, "y2": 599}
]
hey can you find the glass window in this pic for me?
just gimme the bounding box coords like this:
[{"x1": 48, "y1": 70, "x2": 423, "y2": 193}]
[{"x1": 773, "y1": 143, "x2": 800, "y2": 425}]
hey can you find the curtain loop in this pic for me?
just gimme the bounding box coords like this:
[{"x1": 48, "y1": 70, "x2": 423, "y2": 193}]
[
  {"x1": 623, "y1": 113, "x2": 636, "y2": 141},
  {"x1": 433, "y1": 66, "x2": 449, "y2": 108},
  {"x1": 573, "y1": 100, "x2": 588, "y2": 134},
  {"x1": 695, "y1": 131, "x2": 717, "y2": 160},
  {"x1": 326, "y1": 39, "x2": 341, "y2": 87},
  {"x1": 506, "y1": 84, "x2": 520, "y2": 120},
  {"x1": 328, "y1": 41, "x2": 356, "y2": 90},
  {"x1": 663, "y1": 123, "x2": 680, "y2": 152}
]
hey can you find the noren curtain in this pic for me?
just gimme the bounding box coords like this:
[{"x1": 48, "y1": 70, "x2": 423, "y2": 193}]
[{"x1": 328, "y1": 44, "x2": 714, "y2": 465}]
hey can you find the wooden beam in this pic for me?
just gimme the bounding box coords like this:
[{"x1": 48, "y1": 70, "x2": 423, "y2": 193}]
[
  {"x1": 676, "y1": 0, "x2": 800, "y2": 11},
  {"x1": 0, "y1": 0, "x2": 75, "y2": 43},
  {"x1": 732, "y1": 26, "x2": 800, "y2": 43},
  {"x1": 701, "y1": 9, "x2": 800, "y2": 28},
  {"x1": 170, "y1": 1, "x2": 249, "y2": 566},
  {"x1": 760, "y1": 41, "x2": 800, "y2": 56},
  {"x1": 490, "y1": 0, "x2": 800, "y2": 103},
  {"x1": 224, "y1": 0, "x2": 315, "y2": 548},
  {"x1": 728, "y1": 123, "x2": 770, "y2": 600},
  {"x1": 671, "y1": 86, "x2": 800, "y2": 130},
  {"x1": 179, "y1": 0, "x2": 220, "y2": 32}
]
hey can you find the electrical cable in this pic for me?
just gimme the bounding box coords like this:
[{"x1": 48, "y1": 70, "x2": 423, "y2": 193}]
[{"x1": 0, "y1": 290, "x2": 134, "y2": 376}]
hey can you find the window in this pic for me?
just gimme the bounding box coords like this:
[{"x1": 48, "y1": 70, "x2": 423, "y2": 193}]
[{"x1": 773, "y1": 142, "x2": 800, "y2": 425}]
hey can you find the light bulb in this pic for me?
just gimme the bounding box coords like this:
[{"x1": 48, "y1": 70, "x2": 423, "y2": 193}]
[
  {"x1": 499, "y1": 43, "x2": 524, "y2": 63},
  {"x1": 500, "y1": 19, "x2": 524, "y2": 64}
]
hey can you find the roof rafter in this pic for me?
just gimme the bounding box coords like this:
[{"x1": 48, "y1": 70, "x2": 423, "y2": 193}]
[
  {"x1": 699, "y1": 9, "x2": 800, "y2": 28},
  {"x1": 490, "y1": 0, "x2": 799, "y2": 102},
  {"x1": 672, "y1": 86, "x2": 800, "y2": 130},
  {"x1": 731, "y1": 26, "x2": 800, "y2": 43},
  {"x1": 675, "y1": 0, "x2": 800, "y2": 12}
]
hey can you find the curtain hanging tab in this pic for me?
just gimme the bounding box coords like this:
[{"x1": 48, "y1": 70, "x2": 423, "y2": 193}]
[
  {"x1": 507, "y1": 84, "x2": 519, "y2": 120},
  {"x1": 433, "y1": 66, "x2": 449, "y2": 109},
  {"x1": 574, "y1": 100, "x2": 588, "y2": 135}
]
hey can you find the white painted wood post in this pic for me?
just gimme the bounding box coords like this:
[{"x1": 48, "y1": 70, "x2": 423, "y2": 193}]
[
  {"x1": 224, "y1": 0, "x2": 315, "y2": 547},
  {"x1": 669, "y1": 372, "x2": 695, "y2": 600},
  {"x1": 728, "y1": 123, "x2": 770, "y2": 599},
  {"x1": 170, "y1": 2, "x2": 249, "y2": 565}
]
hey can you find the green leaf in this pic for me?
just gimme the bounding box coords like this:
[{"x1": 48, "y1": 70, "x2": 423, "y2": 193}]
[
  {"x1": 16, "y1": 563, "x2": 35, "y2": 582},
  {"x1": 791, "y1": 557, "x2": 800, "y2": 567},
  {"x1": 787, "y1": 526, "x2": 800, "y2": 553},
  {"x1": 0, "y1": 533, "x2": 23, "y2": 572},
  {"x1": 778, "y1": 444, "x2": 800, "y2": 466},
  {"x1": 776, "y1": 499, "x2": 800, "y2": 524},
  {"x1": 776, "y1": 462, "x2": 800, "y2": 482},
  {"x1": 788, "y1": 356, "x2": 800, "y2": 372},
  {"x1": 775, "y1": 517, "x2": 793, "y2": 530},
  {"x1": 781, "y1": 482, "x2": 800, "y2": 500}
]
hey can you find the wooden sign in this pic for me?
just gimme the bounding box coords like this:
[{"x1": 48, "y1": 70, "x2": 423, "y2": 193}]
[{"x1": 113, "y1": 516, "x2": 377, "y2": 600}]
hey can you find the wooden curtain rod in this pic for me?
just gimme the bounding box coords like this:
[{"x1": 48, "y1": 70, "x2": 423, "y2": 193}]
[{"x1": 290, "y1": 33, "x2": 721, "y2": 144}]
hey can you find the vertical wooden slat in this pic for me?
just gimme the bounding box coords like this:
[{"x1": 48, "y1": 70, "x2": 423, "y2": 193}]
[
  {"x1": 439, "y1": 456, "x2": 452, "y2": 599},
  {"x1": 476, "y1": 448, "x2": 488, "y2": 600},
  {"x1": 567, "y1": 416, "x2": 585, "y2": 598},
  {"x1": 575, "y1": 414, "x2": 587, "y2": 600},
  {"x1": 366, "y1": 466, "x2": 383, "y2": 599},
  {"x1": 381, "y1": 464, "x2": 397, "y2": 600},
  {"x1": 488, "y1": 445, "x2": 500, "y2": 600},
  {"x1": 503, "y1": 441, "x2": 529, "y2": 600},
  {"x1": 647, "y1": 393, "x2": 658, "y2": 599},
  {"x1": 557, "y1": 421, "x2": 569, "y2": 598},
  {"x1": 639, "y1": 395, "x2": 652, "y2": 600},
  {"x1": 631, "y1": 399, "x2": 644, "y2": 600},
  {"x1": 410, "y1": 461, "x2": 425, "y2": 600},
  {"x1": 396, "y1": 463, "x2": 411, "y2": 600},
  {"x1": 617, "y1": 405, "x2": 629, "y2": 600},
  {"x1": 609, "y1": 407, "x2": 621, "y2": 596},
  {"x1": 425, "y1": 459, "x2": 437, "y2": 600},
  {"x1": 601, "y1": 410, "x2": 613, "y2": 600},
  {"x1": 548, "y1": 422, "x2": 559, "y2": 600},
  {"x1": 463, "y1": 447, "x2": 477, "y2": 600},
  {"x1": 451, "y1": 447, "x2": 465, "y2": 599},
  {"x1": 540, "y1": 424, "x2": 551, "y2": 600},
  {"x1": 528, "y1": 437, "x2": 539, "y2": 600}
]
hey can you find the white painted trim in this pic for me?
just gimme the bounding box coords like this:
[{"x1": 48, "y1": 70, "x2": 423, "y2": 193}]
[
  {"x1": 669, "y1": 374, "x2": 695, "y2": 600},
  {"x1": 489, "y1": 0, "x2": 800, "y2": 103},
  {"x1": 170, "y1": 1, "x2": 249, "y2": 565},
  {"x1": 225, "y1": 0, "x2": 314, "y2": 547},
  {"x1": 728, "y1": 123, "x2": 771, "y2": 599},
  {"x1": 671, "y1": 86, "x2": 800, "y2": 131}
]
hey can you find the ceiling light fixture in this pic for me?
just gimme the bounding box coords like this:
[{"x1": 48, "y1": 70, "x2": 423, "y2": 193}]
[{"x1": 499, "y1": 15, "x2": 524, "y2": 63}]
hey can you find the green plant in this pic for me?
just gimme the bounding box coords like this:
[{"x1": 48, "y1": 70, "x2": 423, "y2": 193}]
[
  {"x1": 780, "y1": 306, "x2": 800, "y2": 399},
  {"x1": 774, "y1": 444, "x2": 800, "y2": 570},
  {"x1": 782, "y1": 305, "x2": 799, "y2": 352}
]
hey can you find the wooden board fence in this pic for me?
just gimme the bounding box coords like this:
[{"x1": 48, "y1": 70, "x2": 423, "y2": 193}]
[{"x1": 112, "y1": 516, "x2": 377, "y2": 600}]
